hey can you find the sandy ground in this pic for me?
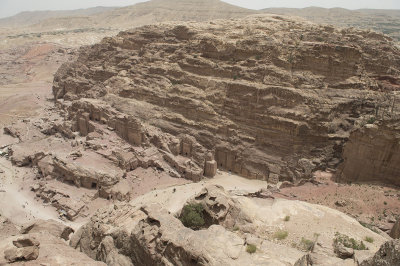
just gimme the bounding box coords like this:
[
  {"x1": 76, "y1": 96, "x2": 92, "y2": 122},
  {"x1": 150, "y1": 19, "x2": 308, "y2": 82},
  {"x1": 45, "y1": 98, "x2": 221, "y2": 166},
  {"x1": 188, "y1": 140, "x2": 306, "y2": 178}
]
[
  {"x1": 0, "y1": 80, "x2": 85, "y2": 229},
  {"x1": 0, "y1": 82, "x2": 52, "y2": 127},
  {"x1": 0, "y1": 157, "x2": 59, "y2": 223},
  {"x1": 274, "y1": 171, "x2": 400, "y2": 230},
  {"x1": 0, "y1": 81, "x2": 59, "y2": 225}
]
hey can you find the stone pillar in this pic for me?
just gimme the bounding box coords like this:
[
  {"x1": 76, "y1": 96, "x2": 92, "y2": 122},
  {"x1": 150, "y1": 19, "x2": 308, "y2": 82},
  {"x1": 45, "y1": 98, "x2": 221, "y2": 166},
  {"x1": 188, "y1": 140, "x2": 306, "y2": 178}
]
[
  {"x1": 204, "y1": 161, "x2": 217, "y2": 177},
  {"x1": 204, "y1": 152, "x2": 217, "y2": 177},
  {"x1": 78, "y1": 112, "x2": 90, "y2": 136}
]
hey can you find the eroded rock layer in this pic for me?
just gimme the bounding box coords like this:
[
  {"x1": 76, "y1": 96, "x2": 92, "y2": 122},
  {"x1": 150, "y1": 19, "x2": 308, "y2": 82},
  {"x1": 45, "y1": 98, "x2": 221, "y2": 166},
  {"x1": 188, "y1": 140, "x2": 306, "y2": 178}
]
[
  {"x1": 337, "y1": 122, "x2": 400, "y2": 186},
  {"x1": 53, "y1": 14, "x2": 400, "y2": 184}
]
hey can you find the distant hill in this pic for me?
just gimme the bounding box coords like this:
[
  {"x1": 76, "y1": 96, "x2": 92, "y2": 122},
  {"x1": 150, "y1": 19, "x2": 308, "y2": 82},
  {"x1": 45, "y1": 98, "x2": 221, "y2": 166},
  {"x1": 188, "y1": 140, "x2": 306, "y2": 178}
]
[
  {"x1": 1, "y1": 0, "x2": 256, "y2": 32},
  {"x1": 262, "y1": 7, "x2": 400, "y2": 41},
  {"x1": 96, "y1": 0, "x2": 256, "y2": 27},
  {"x1": 0, "y1": 6, "x2": 117, "y2": 27},
  {"x1": 1, "y1": 1, "x2": 399, "y2": 48}
]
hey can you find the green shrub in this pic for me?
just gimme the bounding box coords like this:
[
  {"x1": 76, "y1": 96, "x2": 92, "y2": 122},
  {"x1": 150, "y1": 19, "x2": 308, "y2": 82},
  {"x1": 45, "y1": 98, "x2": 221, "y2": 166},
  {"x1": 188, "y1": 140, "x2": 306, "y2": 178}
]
[
  {"x1": 284, "y1": 215, "x2": 290, "y2": 222},
  {"x1": 246, "y1": 244, "x2": 257, "y2": 254},
  {"x1": 274, "y1": 230, "x2": 288, "y2": 240},
  {"x1": 179, "y1": 203, "x2": 205, "y2": 230},
  {"x1": 334, "y1": 232, "x2": 368, "y2": 250},
  {"x1": 232, "y1": 225, "x2": 240, "y2": 231},
  {"x1": 300, "y1": 237, "x2": 315, "y2": 251},
  {"x1": 367, "y1": 117, "x2": 376, "y2": 124},
  {"x1": 364, "y1": 236, "x2": 374, "y2": 243}
]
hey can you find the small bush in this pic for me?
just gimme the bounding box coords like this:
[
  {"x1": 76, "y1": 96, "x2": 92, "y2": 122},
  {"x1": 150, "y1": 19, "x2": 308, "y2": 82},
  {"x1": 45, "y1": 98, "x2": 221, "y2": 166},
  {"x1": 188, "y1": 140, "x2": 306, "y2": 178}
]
[
  {"x1": 364, "y1": 236, "x2": 374, "y2": 243},
  {"x1": 334, "y1": 232, "x2": 368, "y2": 250},
  {"x1": 384, "y1": 201, "x2": 388, "y2": 205},
  {"x1": 179, "y1": 203, "x2": 205, "y2": 230},
  {"x1": 232, "y1": 225, "x2": 240, "y2": 231},
  {"x1": 274, "y1": 230, "x2": 288, "y2": 240},
  {"x1": 367, "y1": 117, "x2": 376, "y2": 124},
  {"x1": 284, "y1": 215, "x2": 290, "y2": 222},
  {"x1": 246, "y1": 244, "x2": 257, "y2": 254},
  {"x1": 300, "y1": 237, "x2": 315, "y2": 251}
]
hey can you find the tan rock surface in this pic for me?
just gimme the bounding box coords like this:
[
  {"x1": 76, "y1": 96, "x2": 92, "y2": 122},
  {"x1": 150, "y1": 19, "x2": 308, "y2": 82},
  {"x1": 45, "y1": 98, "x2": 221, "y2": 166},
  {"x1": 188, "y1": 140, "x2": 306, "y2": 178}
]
[
  {"x1": 391, "y1": 218, "x2": 400, "y2": 239},
  {"x1": 1, "y1": 3, "x2": 400, "y2": 266},
  {"x1": 0, "y1": 219, "x2": 105, "y2": 265},
  {"x1": 52, "y1": 14, "x2": 400, "y2": 186},
  {"x1": 360, "y1": 239, "x2": 400, "y2": 266},
  {"x1": 336, "y1": 122, "x2": 400, "y2": 186},
  {"x1": 71, "y1": 184, "x2": 387, "y2": 265}
]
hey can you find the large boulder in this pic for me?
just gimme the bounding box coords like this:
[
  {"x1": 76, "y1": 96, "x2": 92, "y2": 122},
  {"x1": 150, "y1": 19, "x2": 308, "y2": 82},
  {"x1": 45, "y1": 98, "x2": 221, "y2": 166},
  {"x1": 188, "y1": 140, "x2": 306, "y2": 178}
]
[
  {"x1": 20, "y1": 219, "x2": 74, "y2": 241},
  {"x1": 390, "y1": 218, "x2": 400, "y2": 239},
  {"x1": 361, "y1": 239, "x2": 400, "y2": 266},
  {"x1": 3, "y1": 235, "x2": 40, "y2": 263},
  {"x1": 4, "y1": 246, "x2": 39, "y2": 262}
]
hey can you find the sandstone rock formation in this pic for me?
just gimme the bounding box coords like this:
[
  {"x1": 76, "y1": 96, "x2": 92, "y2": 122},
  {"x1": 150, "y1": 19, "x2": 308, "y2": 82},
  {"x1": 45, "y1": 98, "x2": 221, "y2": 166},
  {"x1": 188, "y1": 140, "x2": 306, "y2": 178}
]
[
  {"x1": 70, "y1": 184, "x2": 387, "y2": 265},
  {"x1": 0, "y1": 218, "x2": 105, "y2": 265},
  {"x1": 52, "y1": 14, "x2": 400, "y2": 185},
  {"x1": 390, "y1": 218, "x2": 400, "y2": 239},
  {"x1": 4, "y1": 235, "x2": 40, "y2": 263},
  {"x1": 361, "y1": 239, "x2": 400, "y2": 266},
  {"x1": 2, "y1": 3, "x2": 400, "y2": 266},
  {"x1": 337, "y1": 122, "x2": 400, "y2": 186},
  {"x1": 20, "y1": 219, "x2": 74, "y2": 240}
]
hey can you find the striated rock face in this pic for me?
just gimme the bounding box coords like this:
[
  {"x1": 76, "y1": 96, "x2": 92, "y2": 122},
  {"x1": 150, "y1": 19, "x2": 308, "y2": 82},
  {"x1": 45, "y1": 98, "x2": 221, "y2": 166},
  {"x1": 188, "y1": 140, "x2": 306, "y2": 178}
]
[
  {"x1": 52, "y1": 14, "x2": 400, "y2": 184},
  {"x1": 336, "y1": 122, "x2": 400, "y2": 186}
]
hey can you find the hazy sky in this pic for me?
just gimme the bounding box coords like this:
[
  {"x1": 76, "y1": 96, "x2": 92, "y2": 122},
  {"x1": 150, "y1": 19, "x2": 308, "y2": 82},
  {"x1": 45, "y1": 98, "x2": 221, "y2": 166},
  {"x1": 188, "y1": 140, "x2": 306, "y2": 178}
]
[{"x1": 0, "y1": 0, "x2": 399, "y2": 18}]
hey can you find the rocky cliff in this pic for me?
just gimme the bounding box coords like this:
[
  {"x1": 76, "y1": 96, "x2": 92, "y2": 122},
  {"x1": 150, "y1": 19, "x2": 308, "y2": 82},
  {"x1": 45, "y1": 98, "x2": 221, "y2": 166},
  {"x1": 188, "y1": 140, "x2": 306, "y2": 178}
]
[
  {"x1": 52, "y1": 14, "x2": 400, "y2": 185},
  {"x1": 337, "y1": 122, "x2": 400, "y2": 186}
]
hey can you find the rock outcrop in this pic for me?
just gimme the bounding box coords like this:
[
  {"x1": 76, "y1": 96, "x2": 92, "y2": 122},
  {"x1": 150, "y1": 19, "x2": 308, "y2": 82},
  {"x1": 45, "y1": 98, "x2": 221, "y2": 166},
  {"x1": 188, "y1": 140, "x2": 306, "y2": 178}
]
[
  {"x1": 390, "y1": 218, "x2": 400, "y2": 239},
  {"x1": 52, "y1": 14, "x2": 400, "y2": 185},
  {"x1": 337, "y1": 122, "x2": 400, "y2": 186},
  {"x1": 361, "y1": 239, "x2": 400, "y2": 266},
  {"x1": 0, "y1": 218, "x2": 105, "y2": 265},
  {"x1": 20, "y1": 219, "x2": 74, "y2": 241},
  {"x1": 70, "y1": 184, "x2": 386, "y2": 265},
  {"x1": 4, "y1": 235, "x2": 40, "y2": 263}
]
